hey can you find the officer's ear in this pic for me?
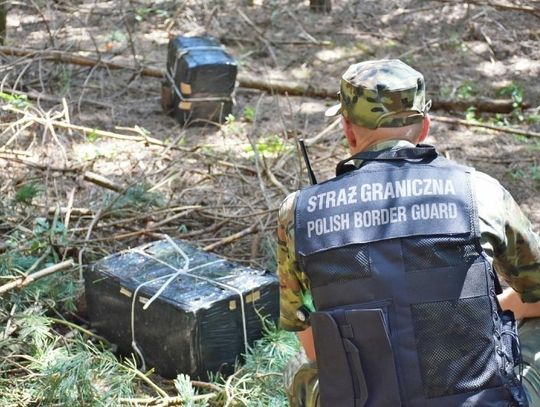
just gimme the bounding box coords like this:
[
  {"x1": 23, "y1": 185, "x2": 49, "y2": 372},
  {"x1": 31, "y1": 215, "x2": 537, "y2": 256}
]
[
  {"x1": 342, "y1": 117, "x2": 357, "y2": 150},
  {"x1": 418, "y1": 114, "x2": 431, "y2": 143}
]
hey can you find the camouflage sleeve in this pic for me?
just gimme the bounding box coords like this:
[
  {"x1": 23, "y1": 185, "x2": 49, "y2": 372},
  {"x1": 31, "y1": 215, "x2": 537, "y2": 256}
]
[
  {"x1": 277, "y1": 192, "x2": 312, "y2": 331},
  {"x1": 492, "y1": 188, "x2": 540, "y2": 303}
]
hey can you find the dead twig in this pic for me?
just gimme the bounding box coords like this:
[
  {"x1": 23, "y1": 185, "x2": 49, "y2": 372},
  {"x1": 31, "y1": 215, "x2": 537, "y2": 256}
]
[
  {"x1": 0, "y1": 260, "x2": 74, "y2": 296},
  {"x1": 1, "y1": 104, "x2": 258, "y2": 176},
  {"x1": 304, "y1": 117, "x2": 341, "y2": 146},
  {"x1": 69, "y1": 215, "x2": 223, "y2": 245},
  {"x1": 2, "y1": 104, "x2": 170, "y2": 147},
  {"x1": 83, "y1": 171, "x2": 124, "y2": 193},
  {"x1": 236, "y1": 8, "x2": 278, "y2": 65},
  {"x1": 191, "y1": 380, "x2": 222, "y2": 392},
  {"x1": 48, "y1": 317, "x2": 109, "y2": 344},
  {"x1": 0, "y1": 148, "x2": 31, "y2": 156},
  {"x1": 0, "y1": 153, "x2": 81, "y2": 172},
  {"x1": 0, "y1": 154, "x2": 124, "y2": 192},
  {"x1": 2, "y1": 88, "x2": 112, "y2": 109},
  {"x1": 68, "y1": 206, "x2": 204, "y2": 232},
  {"x1": 203, "y1": 222, "x2": 260, "y2": 252},
  {"x1": 45, "y1": 206, "x2": 93, "y2": 217},
  {"x1": 263, "y1": 161, "x2": 290, "y2": 196},
  {"x1": 285, "y1": 10, "x2": 321, "y2": 44}
]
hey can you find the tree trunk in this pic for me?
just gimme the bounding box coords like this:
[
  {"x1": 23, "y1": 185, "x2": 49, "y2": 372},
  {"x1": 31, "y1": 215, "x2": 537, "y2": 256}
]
[{"x1": 310, "y1": 0, "x2": 331, "y2": 13}]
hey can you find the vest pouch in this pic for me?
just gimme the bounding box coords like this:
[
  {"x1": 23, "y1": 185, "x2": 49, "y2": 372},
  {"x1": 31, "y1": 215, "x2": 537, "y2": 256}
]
[
  {"x1": 311, "y1": 306, "x2": 402, "y2": 407},
  {"x1": 499, "y1": 311, "x2": 529, "y2": 406},
  {"x1": 500, "y1": 310, "x2": 521, "y2": 368}
]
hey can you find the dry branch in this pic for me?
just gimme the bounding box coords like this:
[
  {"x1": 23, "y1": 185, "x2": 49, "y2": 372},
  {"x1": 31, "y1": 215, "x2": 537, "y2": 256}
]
[
  {"x1": 1, "y1": 46, "x2": 530, "y2": 114},
  {"x1": 431, "y1": 115, "x2": 540, "y2": 139},
  {"x1": 0, "y1": 153, "x2": 82, "y2": 172},
  {"x1": 0, "y1": 153, "x2": 125, "y2": 192},
  {"x1": 0, "y1": 260, "x2": 74, "y2": 296},
  {"x1": 69, "y1": 213, "x2": 226, "y2": 245},
  {"x1": 46, "y1": 206, "x2": 93, "y2": 217},
  {"x1": 7, "y1": 88, "x2": 112, "y2": 109},
  {"x1": 304, "y1": 117, "x2": 341, "y2": 146},
  {"x1": 237, "y1": 8, "x2": 278, "y2": 65},
  {"x1": 71, "y1": 227, "x2": 162, "y2": 244},
  {"x1": 203, "y1": 222, "x2": 259, "y2": 252},
  {"x1": 83, "y1": 171, "x2": 124, "y2": 193},
  {"x1": 1, "y1": 104, "x2": 258, "y2": 176},
  {"x1": 432, "y1": 0, "x2": 540, "y2": 18}
]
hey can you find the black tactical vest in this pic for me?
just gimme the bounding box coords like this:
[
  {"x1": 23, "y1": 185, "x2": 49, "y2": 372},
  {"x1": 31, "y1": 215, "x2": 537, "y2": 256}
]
[{"x1": 294, "y1": 146, "x2": 527, "y2": 407}]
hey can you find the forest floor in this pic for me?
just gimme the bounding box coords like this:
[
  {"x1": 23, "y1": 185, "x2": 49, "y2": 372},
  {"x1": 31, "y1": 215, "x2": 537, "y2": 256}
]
[{"x1": 0, "y1": 0, "x2": 539, "y2": 405}]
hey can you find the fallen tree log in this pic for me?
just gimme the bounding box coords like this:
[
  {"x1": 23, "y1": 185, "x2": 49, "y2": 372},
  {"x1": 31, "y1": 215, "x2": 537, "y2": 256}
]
[
  {"x1": 238, "y1": 72, "x2": 336, "y2": 99},
  {"x1": 0, "y1": 46, "x2": 533, "y2": 113},
  {"x1": 431, "y1": 115, "x2": 540, "y2": 139},
  {"x1": 431, "y1": 98, "x2": 531, "y2": 114},
  {"x1": 0, "y1": 45, "x2": 163, "y2": 78}
]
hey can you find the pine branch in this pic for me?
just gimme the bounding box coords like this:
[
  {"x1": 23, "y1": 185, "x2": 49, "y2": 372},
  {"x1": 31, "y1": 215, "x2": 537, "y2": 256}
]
[{"x1": 0, "y1": 260, "x2": 74, "y2": 296}]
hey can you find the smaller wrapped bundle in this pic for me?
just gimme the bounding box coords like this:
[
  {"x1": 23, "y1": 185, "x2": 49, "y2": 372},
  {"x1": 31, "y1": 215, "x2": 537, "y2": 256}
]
[{"x1": 162, "y1": 36, "x2": 237, "y2": 125}]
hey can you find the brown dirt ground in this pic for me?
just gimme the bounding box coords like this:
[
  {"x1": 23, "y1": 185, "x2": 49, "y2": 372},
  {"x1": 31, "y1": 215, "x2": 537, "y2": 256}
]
[{"x1": 1, "y1": 0, "x2": 539, "y2": 270}]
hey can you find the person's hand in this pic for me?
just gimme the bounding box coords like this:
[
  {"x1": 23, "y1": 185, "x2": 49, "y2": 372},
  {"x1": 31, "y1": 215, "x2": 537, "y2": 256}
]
[{"x1": 498, "y1": 287, "x2": 540, "y2": 320}]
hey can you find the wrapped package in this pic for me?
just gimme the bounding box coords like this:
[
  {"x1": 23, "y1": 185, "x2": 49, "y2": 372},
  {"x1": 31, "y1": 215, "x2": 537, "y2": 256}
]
[
  {"x1": 85, "y1": 238, "x2": 278, "y2": 379},
  {"x1": 162, "y1": 36, "x2": 237, "y2": 125}
]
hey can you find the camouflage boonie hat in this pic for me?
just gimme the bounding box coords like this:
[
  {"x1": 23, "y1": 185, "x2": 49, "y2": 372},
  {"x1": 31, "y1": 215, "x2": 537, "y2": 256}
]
[{"x1": 325, "y1": 59, "x2": 430, "y2": 129}]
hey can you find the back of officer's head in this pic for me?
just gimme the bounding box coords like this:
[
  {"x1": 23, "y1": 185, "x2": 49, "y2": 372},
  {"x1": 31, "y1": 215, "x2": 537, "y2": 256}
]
[{"x1": 325, "y1": 59, "x2": 431, "y2": 143}]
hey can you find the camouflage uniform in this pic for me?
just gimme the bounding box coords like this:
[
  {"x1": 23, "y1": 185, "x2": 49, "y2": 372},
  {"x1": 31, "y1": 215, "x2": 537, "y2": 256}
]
[{"x1": 278, "y1": 59, "x2": 540, "y2": 407}]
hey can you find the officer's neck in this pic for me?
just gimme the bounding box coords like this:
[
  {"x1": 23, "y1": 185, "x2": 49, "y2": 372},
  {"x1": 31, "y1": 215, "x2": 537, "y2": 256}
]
[
  {"x1": 349, "y1": 137, "x2": 417, "y2": 156},
  {"x1": 344, "y1": 120, "x2": 423, "y2": 155}
]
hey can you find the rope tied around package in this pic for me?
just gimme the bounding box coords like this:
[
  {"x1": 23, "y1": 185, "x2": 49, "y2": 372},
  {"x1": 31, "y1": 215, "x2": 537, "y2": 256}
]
[
  {"x1": 164, "y1": 70, "x2": 233, "y2": 103},
  {"x1": 128, "y1": 235, "x2": 250, "y2": 371}
]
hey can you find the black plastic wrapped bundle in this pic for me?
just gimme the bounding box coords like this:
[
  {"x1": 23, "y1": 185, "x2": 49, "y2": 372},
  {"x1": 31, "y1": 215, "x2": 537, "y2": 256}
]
[
  {"x1": 85, "y1": 239, "x2": 278, "y2": 379},
  {"x1": 162, "y1": 36, "x2": 237, "y2": 125}
]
